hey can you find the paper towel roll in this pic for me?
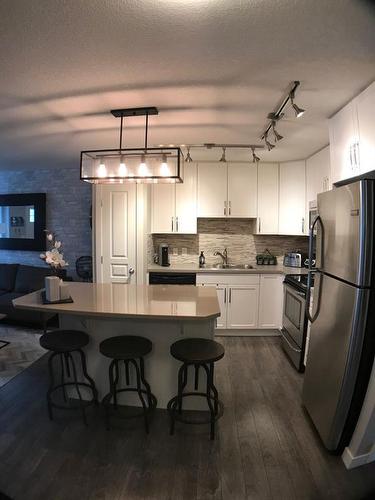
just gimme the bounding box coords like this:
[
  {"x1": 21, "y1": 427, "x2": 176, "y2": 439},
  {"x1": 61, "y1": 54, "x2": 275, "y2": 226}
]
[
  {"x1": 45, "y1": 276, "x2": 60, "y2": 302},
  {"x1": 59, "y1": 282, "x2": 70, "y2": 300}
]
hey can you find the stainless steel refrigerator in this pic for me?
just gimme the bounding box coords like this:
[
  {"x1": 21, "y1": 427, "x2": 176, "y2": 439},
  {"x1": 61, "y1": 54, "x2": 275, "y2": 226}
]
[{"x1": 303, "y1": 179, "x2": 375, "y2": 453}]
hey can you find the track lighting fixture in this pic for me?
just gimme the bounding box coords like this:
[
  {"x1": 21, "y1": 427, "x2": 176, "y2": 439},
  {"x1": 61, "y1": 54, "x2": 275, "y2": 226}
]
[
  {"x1": 271, "y1": 121, "x2": 283, "y2": 142},
  {"x1": 185, "y1": 147, "x2": 193, "y2": 163},
  {"x1": 264, "y1": 132, "x2": 275, "y2": 151},
  {"x1": 219, "y1": 147, "x2": 227, "y2": 162},
  {"x1": 251, "y1": 147, "x2": 260, "y2": 163}
]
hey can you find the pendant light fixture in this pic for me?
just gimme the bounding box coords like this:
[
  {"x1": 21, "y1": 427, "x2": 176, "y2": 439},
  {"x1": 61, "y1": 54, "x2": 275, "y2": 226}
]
[
  {"x1": 251, "y1": 147, "x2": 260, "y2": 163},
  {"x1": 80, "y1": 107, "x2": 184, "y2": 184},
  {"x1": 185, "y1": 147, "x2": 193, "y2": 163}
]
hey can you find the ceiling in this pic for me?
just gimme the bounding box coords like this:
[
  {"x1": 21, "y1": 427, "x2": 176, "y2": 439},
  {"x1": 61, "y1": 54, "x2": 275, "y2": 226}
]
[{"x1": 0, "y1": 0, "x2": 374, "y2": 169}]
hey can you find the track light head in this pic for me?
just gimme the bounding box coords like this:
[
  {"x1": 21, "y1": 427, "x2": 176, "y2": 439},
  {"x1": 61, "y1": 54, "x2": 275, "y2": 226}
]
[
  {"x1": 185, "y1": 147, "x2": 193, "y2": 162},
  {"x1": 264, "y1": 132, "x2": 275, "y2": 151},
  {"x1": 271, "y1": 121, "x2": 283, "y2": 142},
  {"x1": 219, "y1": 147, "x2": 227, "y2": 162},
  {"x1": 251, "y1": 147, "x2": 260, "y2": 163},
  {"x1": 289, "y1": 92, "x2": 305, "y2": 118}
]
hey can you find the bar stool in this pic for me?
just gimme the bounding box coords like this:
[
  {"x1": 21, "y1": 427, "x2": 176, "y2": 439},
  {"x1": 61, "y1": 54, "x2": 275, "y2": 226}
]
[
  {"x1": 99, "y1": 335, "x2": 157, "y2": 433},
  {"x1": 39, "y1": 330, "x2": 98, "y2": 425},
  {"x1": 167, "y1": 338, "x2": 225, "y2": 440}
]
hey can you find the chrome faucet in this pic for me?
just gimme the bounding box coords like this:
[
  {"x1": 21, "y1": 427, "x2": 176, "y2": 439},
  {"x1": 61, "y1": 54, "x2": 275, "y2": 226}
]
[{"x1": 214, "y1": 248, "x2": 228, "y2": 266}]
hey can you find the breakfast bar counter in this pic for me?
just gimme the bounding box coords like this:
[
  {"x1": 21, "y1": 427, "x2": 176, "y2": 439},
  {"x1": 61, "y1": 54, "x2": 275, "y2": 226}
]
[{"x1": 13, "y1": 282, "x2": 220, "y2": 408}]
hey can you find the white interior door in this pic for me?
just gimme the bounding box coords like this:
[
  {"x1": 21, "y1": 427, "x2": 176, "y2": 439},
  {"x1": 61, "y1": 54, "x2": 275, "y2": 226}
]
[
  {"x1": 227, "y1": 163, "x2": 257, "y2": 217},
  {"x1": 227, "y1": 285, "x2": 259, "y2": 329},
  {"x1": 97, "y1": 184, "x2": 137, "y2": 284}
]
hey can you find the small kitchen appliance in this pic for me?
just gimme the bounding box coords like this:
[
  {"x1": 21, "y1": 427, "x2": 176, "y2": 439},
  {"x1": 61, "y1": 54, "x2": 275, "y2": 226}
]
[
  {"x1": 158, "y1": 243, "x2": 170, "y2": 267},
  {"x1": 283, "y1": 251, "x2": 306, "y2": 268}
]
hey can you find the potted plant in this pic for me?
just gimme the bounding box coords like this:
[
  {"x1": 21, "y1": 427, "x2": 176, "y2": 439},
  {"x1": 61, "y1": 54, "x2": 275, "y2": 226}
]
[{"x1": 40, "y1": 230, "x2": 69, "y2": 278}]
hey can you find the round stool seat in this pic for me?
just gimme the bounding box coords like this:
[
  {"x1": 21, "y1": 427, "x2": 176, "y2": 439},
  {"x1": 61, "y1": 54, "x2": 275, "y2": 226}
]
[
  {"x1": 40, "y1": 330, "x2": 89, "y2": 352},
  {"x1": 100, "y1": 335, "x2": 152, "y2": 360},
  {"x1": 170, "y1": 338, "x2": 225, "y2": 364}
]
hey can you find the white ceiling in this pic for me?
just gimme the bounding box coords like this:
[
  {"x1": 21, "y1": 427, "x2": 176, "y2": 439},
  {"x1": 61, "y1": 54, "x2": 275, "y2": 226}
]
[{"x1": 0, "y1": 0, "x2": 374, "y2": 169}]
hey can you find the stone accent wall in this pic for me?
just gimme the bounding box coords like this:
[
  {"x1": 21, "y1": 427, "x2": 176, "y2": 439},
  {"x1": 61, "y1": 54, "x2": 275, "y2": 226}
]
[
  {"x1": 152, "y1": 218, "x2": 308, "y2": 266},
  {"x1": 0, "y1": 167, "x2": 92, "y2": 278}
]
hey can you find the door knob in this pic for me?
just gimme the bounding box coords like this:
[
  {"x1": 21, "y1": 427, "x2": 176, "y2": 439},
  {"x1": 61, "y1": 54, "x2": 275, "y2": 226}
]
[{"x1": 129, "y1": 267, "x2": 135, "y2": 275}]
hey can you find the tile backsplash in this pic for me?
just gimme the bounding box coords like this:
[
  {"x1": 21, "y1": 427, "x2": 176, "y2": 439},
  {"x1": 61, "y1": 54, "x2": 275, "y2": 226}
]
[{"x1": 151, "y1": 218, "x2": 309, "y2": 266}]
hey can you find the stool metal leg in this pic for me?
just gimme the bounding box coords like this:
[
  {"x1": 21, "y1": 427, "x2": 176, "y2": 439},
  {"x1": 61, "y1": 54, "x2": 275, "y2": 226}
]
[
  {"x1": 139, "y1": 357, "x2": 152, "y2": 408},
  {"x1": 209, "y1": 362, "x2": 219, "y2": 416},
  {"x1": 202, "y1": 363, "x2": 215, "y2": 440},
  {"x1": 60, "y1": 353, "x2": 67, "y2": 403},
  {"x1": 130, "y1": 359, "x2": 149, "y2": 434},
  {"x1": 47, "y1": 352, "x2": 59, "y2": 421},
  {"x1": 67, "y1": 352, "x2": 87, "y2": 426},
  {"x1": 125, "y1": 360, "x2": 130, "y2": 386},
  {"x1": 177, "y1": 363, "x2": 187, "y2": 415},
  {"x1": 77, "y1": 348, "x2": 98, "y2": 405},
  {"x1": 194, "y1": 364, "x2": 200, "y2": 390}
]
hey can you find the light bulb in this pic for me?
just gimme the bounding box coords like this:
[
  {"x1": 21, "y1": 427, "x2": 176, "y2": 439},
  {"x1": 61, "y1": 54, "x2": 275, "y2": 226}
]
[
  {"x1": 119, "y1": 156, "x2": 127, "y2": 177},
  {"x1": 160, "y1": 154, "x2": 170, "y2": 176},
  {"x1": 138, "y1": 155, "x2": 148, "y2": 176},
  {"x1": 98, "y1": 160, "x2": 107, "y2": 178}
]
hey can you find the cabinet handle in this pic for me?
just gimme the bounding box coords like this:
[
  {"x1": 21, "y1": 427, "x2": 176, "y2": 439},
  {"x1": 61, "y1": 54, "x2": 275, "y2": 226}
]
[
  {"x1": 354, "y1": 142, "x2": 359, "y2": 169},
  {"x1": 229, "y1": 288, "x2": 232, "y2": 303},
  {"x1": 302, "y1": 217, "x2": 305, "y2": 233},
  {"x1": 258, "y1": 217, "x2": 261, "y2": 233},
  {"x1": 224, "y1": 288, "x2": 226, "y2": 303},
  {"x1": 176, "y1": 216, "x2": 179, "y2": 232},
  {"x1": 224, "y1": 201, "x2": 227, "y2": 216},
  {"x1": 228, "y1": 200, "x2": 231, "y2": 216},
  {"x1": 171, "y1": 217, "x2": 174, "y2": 232},
  {"x1": 349, "y1": 145, "x2": 354, "y2": 169}
]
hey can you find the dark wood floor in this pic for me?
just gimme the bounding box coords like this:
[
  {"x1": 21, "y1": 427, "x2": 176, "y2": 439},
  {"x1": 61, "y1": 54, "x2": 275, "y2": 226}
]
[{"x1": 1, "y1": 336, "x2": 375, "y2": 500}]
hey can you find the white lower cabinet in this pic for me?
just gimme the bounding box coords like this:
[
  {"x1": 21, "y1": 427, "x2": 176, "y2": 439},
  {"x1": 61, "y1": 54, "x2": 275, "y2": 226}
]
[
  {"x1": 226, "y1": 285, "x2": 259, "y2": 329},
  {"x1": 197, "y1": 273, "x2": 283, "y2": 332},
  {"x1": 258, "y1": 274, "x2": 284, "y2": 329}
]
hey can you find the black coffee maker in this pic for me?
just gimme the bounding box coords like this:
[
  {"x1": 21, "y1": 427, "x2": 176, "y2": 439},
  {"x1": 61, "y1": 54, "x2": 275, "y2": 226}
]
[{"x1": 158, "y1": 243, "x2": 170, "y2": 266}]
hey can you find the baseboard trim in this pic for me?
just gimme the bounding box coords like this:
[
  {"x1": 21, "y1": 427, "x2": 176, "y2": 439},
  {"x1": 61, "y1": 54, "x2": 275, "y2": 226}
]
[
  {"x1": 215, "y1": 329, "x2": 281, "y2": 337},
  {"x1": 342, "y1": 447, "x2": 374, "y2": 469}
]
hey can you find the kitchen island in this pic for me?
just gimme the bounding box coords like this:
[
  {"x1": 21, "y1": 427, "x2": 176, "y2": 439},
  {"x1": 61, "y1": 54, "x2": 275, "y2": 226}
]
[{"x1": 13, "y1": 282, "x2": 220, "y2": 408}]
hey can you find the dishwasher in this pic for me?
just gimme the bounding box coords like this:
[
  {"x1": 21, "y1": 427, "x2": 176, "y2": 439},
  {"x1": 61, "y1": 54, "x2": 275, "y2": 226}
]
[{"x1": 148, "y1": 272, "x2": 196, "y2": 285}]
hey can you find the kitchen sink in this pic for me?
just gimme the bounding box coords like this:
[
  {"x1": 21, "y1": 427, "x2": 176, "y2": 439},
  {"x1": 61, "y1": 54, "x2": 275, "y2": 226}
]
[{"x1": 209, "y1": 263, "x2": 254, "y2": 270}]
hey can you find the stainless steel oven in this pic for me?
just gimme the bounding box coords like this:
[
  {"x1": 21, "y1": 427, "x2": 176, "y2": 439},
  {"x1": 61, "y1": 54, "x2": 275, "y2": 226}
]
[{"x1": 281, "y1": 275, "x2": 310, "y2": 372}]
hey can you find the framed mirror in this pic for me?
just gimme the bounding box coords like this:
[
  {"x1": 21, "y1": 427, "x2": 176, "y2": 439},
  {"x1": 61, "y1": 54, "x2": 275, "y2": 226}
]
[{"x1": 0, "y1": 193, "x2": 46, "y2": 250}]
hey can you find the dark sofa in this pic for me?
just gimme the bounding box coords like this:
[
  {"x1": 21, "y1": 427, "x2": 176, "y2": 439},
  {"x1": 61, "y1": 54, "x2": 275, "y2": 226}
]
[{"x1": 0, "y1": 263, "x2": 55, "y2": 329}]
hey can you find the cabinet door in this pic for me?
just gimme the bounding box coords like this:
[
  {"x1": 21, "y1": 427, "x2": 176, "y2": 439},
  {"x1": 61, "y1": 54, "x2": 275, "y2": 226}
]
[
  {"x1": 227, "y1": 163, "x2": 257, "y2": 217},
  {"x1": 306, "y1": 147, "x2": 331, "y2": 205},
  {"x1": 329, "y1": 101, "x2": 359, "y2": 184},
  {"x1": 198, "y1": 283, "x2": 227, "y2": 329},
  {"x1": 197, "y1": 162, "x2": 227, "y2": 217},
  {"x1": 175, "y1": 163, "x2": 197, "y2": 233},
  {"x1": 279, "y1": 161, "x2": 306, "y2": 235},
  {"x1": 258, "y1": 274, "x2": 283, "y2": 329},
  {"x1": 257, "y1": 163, "x2": 279, "y2": 234},
  {"x1": 151, "y1": 184, "x2": 175, "y2": 233},
  {"x1": 227, "y1": 285, "x2": 259, "y2": 329},
  {"x1": 357, "y1": 82, "x2": 375, "y2": 175}
]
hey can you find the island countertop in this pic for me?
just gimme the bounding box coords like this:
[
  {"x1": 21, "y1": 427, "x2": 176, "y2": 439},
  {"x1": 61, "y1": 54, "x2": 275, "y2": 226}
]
[{"x1": 13, "y1": 282, "x2": 221, "y2": 321}]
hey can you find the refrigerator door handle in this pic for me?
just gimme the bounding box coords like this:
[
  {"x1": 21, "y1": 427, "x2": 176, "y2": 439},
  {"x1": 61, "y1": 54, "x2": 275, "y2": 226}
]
[{"x1": 306, "y1": 215, "x2": 322, "y2": 323}]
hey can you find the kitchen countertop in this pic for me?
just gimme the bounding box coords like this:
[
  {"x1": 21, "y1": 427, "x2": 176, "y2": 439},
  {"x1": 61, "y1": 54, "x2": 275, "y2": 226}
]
[
  {"x1": 147, "y1": 263, "x2": 309, "y2": 275},
  {"x1": 13, "y1": 282, "x2": 221, "y2": 321}
]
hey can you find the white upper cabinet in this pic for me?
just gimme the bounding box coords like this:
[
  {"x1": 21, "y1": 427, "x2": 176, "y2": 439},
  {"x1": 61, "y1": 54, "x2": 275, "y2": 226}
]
[
  {"x1": 227, "y1": 163, "x2": 257, "y2": 217},
  {"x1": 256, "y1": 163, "x2": 279, "y2": 234},
  {"x1": 279, "y1": 161, "x2": 306, "y2": 235},
  {"x1": 175, "y1": 163, "x2": 197, "y2": 233},
  {"x1": 197, "y1": 162, "x2": 227, "y2": 217},
  {"x1": 356, "y1": 82, "x2": 375, "y2": 175},
  {"x1": 329, "y1": 101, "x2": 359, "y2": 184},
  {"x1": 329, "y1": 81, "x2": 375, "y2": 184},
  {"x1": 151, "y1": 163, "x2": 197, "y2": 233},
  {"x1": 198, "y1": 162, "x2": 257, "y2": 218},
  {"x1": 306, "y1": 146, "x2": 331, "y2": 205}
]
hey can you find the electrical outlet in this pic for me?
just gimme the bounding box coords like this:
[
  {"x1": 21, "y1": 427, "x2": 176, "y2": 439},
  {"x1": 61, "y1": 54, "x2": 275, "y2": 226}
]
[
  {"x1": 182, "y1": 247, "x2": 187, "y2": 256},
  {"x1": 173, "y1": 247, "x2": 178, "y2": 256}
]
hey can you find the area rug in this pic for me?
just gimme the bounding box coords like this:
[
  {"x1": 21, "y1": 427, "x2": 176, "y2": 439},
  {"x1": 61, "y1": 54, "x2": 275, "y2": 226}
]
[{"x1": 0, "y1": 324, "x2": 46, "y2": 388}]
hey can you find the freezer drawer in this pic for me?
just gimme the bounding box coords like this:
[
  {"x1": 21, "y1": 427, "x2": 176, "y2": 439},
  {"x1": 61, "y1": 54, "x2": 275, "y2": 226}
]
[
  {"x1": 280, "y1": 328, "x2": 303, "y2": 372},
  {"x1": 316, "y1": 180, "x2": 374, "y2": 287},
  {"x1": 302, "y1": 272, "x2": 370, "y2": 450}
]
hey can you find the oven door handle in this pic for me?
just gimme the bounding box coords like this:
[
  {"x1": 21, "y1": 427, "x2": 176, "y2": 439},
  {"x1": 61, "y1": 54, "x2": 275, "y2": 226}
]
[{"x1": 281, "y1": 330, "x2": 301, "y2": 353}]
